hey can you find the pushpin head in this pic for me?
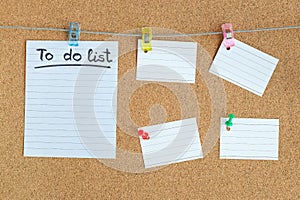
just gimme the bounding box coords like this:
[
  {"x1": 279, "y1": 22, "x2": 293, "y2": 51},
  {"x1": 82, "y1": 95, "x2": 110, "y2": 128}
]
[
  {"x1": 138, "y1": 129, "x2": 144, "y2": 136},
  {"x1": 142, "y1": 132, "x2": 150, "y2": 140},
  {"x1": 228, "y1": 113, "x2": 235, "y2": 118}
]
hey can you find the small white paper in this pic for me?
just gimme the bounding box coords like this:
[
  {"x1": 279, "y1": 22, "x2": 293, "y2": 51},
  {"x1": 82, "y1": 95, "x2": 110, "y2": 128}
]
[
  {"x1": 209, "y1": 39, "x2": 279, "y2": 96},
  {"x1": 139, "y1": 118, "x2": 203, "y2": 168},
  {"x1": 220, "y1": 118, "x2": 279, "y2": 160},
  {"x1": 24, "y1": 41, "x2": 118, "y2": 158},
  {"x1": 136, "y1": 40, "x2": 197, "y2": 83}
]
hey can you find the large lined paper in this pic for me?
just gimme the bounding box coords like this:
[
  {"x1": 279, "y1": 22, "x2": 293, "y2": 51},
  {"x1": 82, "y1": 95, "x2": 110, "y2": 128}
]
[
  {"x1": 220, "y1": 118, "x2": 279, "y2": 160},
  {"x1": 209, "y1": 39, "x2": 279, "y2": 96},
  {"x1": 138, "y1": 118, "x2": 203, "y2": 168},
  {"x1": 24, "y1": 41, "x2": 118, "y2": 158},
  {"x1": 136, "y1": 40, "x2": 197, "y2": 83}
]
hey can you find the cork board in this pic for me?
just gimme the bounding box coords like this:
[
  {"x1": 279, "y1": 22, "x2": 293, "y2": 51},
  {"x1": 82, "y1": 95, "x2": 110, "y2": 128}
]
[{"x1": 0, "y1": 0, "x2": 299, "y2": 199}]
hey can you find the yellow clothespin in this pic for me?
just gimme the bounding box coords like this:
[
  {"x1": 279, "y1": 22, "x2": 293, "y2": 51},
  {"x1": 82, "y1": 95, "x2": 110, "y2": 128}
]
[{"x1": 142, "y1": 27, "x2": 152, "y2": 53}]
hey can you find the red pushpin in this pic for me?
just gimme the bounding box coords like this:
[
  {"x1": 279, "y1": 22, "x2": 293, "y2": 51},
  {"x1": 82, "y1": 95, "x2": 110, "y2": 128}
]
[
  {"x1": 138, "y1": 129, "x2": 144, "y2": 136},
  {"x1": 142, "y1": 132, "x2": 150, "y2": 140},
  {"x1": 137, "y1": 129, "x2": 150, "y2": 140}
]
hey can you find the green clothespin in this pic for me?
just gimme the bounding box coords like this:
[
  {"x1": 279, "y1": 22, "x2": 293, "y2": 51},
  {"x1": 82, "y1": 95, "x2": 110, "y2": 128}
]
[{"x1": 225, "y1": 113, "x2": 235, "y2": 131}]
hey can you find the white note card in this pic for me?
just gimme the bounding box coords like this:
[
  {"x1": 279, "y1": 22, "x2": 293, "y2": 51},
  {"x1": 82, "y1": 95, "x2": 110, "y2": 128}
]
[
  {"x1": 136, "y1": 39, "x2": 197, "y2": 83},
  {"x1": 209, "y1": 39, "x2": 279, "y2": 96},
  {"x1": 220, "y1": 118, "x2": 279, "y2": 160},
  {"x1": 139, "y1": 118, "x2": 203, "y2": 168},
  {"x1": 24, "y1": 41, "x2": 118, "y2": 158}
]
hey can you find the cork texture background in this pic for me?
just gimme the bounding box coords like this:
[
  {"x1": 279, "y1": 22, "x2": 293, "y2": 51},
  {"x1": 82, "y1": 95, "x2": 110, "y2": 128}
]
[{"x1": 0, "y1": 0, "x2": 299, "y2": 199}]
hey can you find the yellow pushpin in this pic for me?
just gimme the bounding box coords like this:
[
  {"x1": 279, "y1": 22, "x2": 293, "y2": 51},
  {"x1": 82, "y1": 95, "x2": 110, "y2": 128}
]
[{"x1": 142, "y1": 27, "x2": 152, "y2": 53}]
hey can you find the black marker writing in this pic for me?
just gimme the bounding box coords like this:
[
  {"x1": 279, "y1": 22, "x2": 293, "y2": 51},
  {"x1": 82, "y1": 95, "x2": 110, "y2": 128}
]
[
  {"x1": 103, "y1": 48, "x2": 112, "y2": 63},
  {"x1": 64, "y1": 49, "x2": 82, "y2": 61},
  {"x1": 88, "y1": 48, "x2": 112, "y2": 63},
  {"x1": 36, "y1": 49, "x2": 54, "y2": 61},
  {"x1": 34, "y1": 64, "x2": 111, "y2": 69}
]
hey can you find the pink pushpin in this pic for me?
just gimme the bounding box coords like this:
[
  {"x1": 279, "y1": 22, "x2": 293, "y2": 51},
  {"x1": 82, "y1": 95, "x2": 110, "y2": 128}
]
[{"x1": 221, "y1": 23, "x2": 235, "y2": 50}]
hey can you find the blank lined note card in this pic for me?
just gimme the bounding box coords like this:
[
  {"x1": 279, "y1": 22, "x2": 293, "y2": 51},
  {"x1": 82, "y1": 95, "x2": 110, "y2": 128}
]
[
  {"x1": 209, "y1": 39, "x2": 279, "y2": 96},
  {"x1": 136, "y1": 40, "x2": 197, "y2": 83},
  {"x1": 220, "y1": 118, "x2": 279, "y2": 160},
  {"x1": 24, "y1": 41, "x2": 118, "y2": 158},
  {"x1": 139, "y1": 118, "x2": 203, "y2": 168}
]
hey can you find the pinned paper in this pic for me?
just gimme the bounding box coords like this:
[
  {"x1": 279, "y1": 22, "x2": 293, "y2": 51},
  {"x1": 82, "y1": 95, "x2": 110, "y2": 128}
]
[
  {"x1": 220, "y1": 118, "x2": 279, "y2": 160},
  {"x1": 209, "y1": 39, "x2": 279, "y2": 96},
  {"x1": 24, "y1": 41, "x2": 118, "y2": 158},
  {"x1": 136, "y1": 40, "x2": 197, "y2": 83},
  {"x1": 138, "y1": 118, "x2": 203, "y2": 168}
]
